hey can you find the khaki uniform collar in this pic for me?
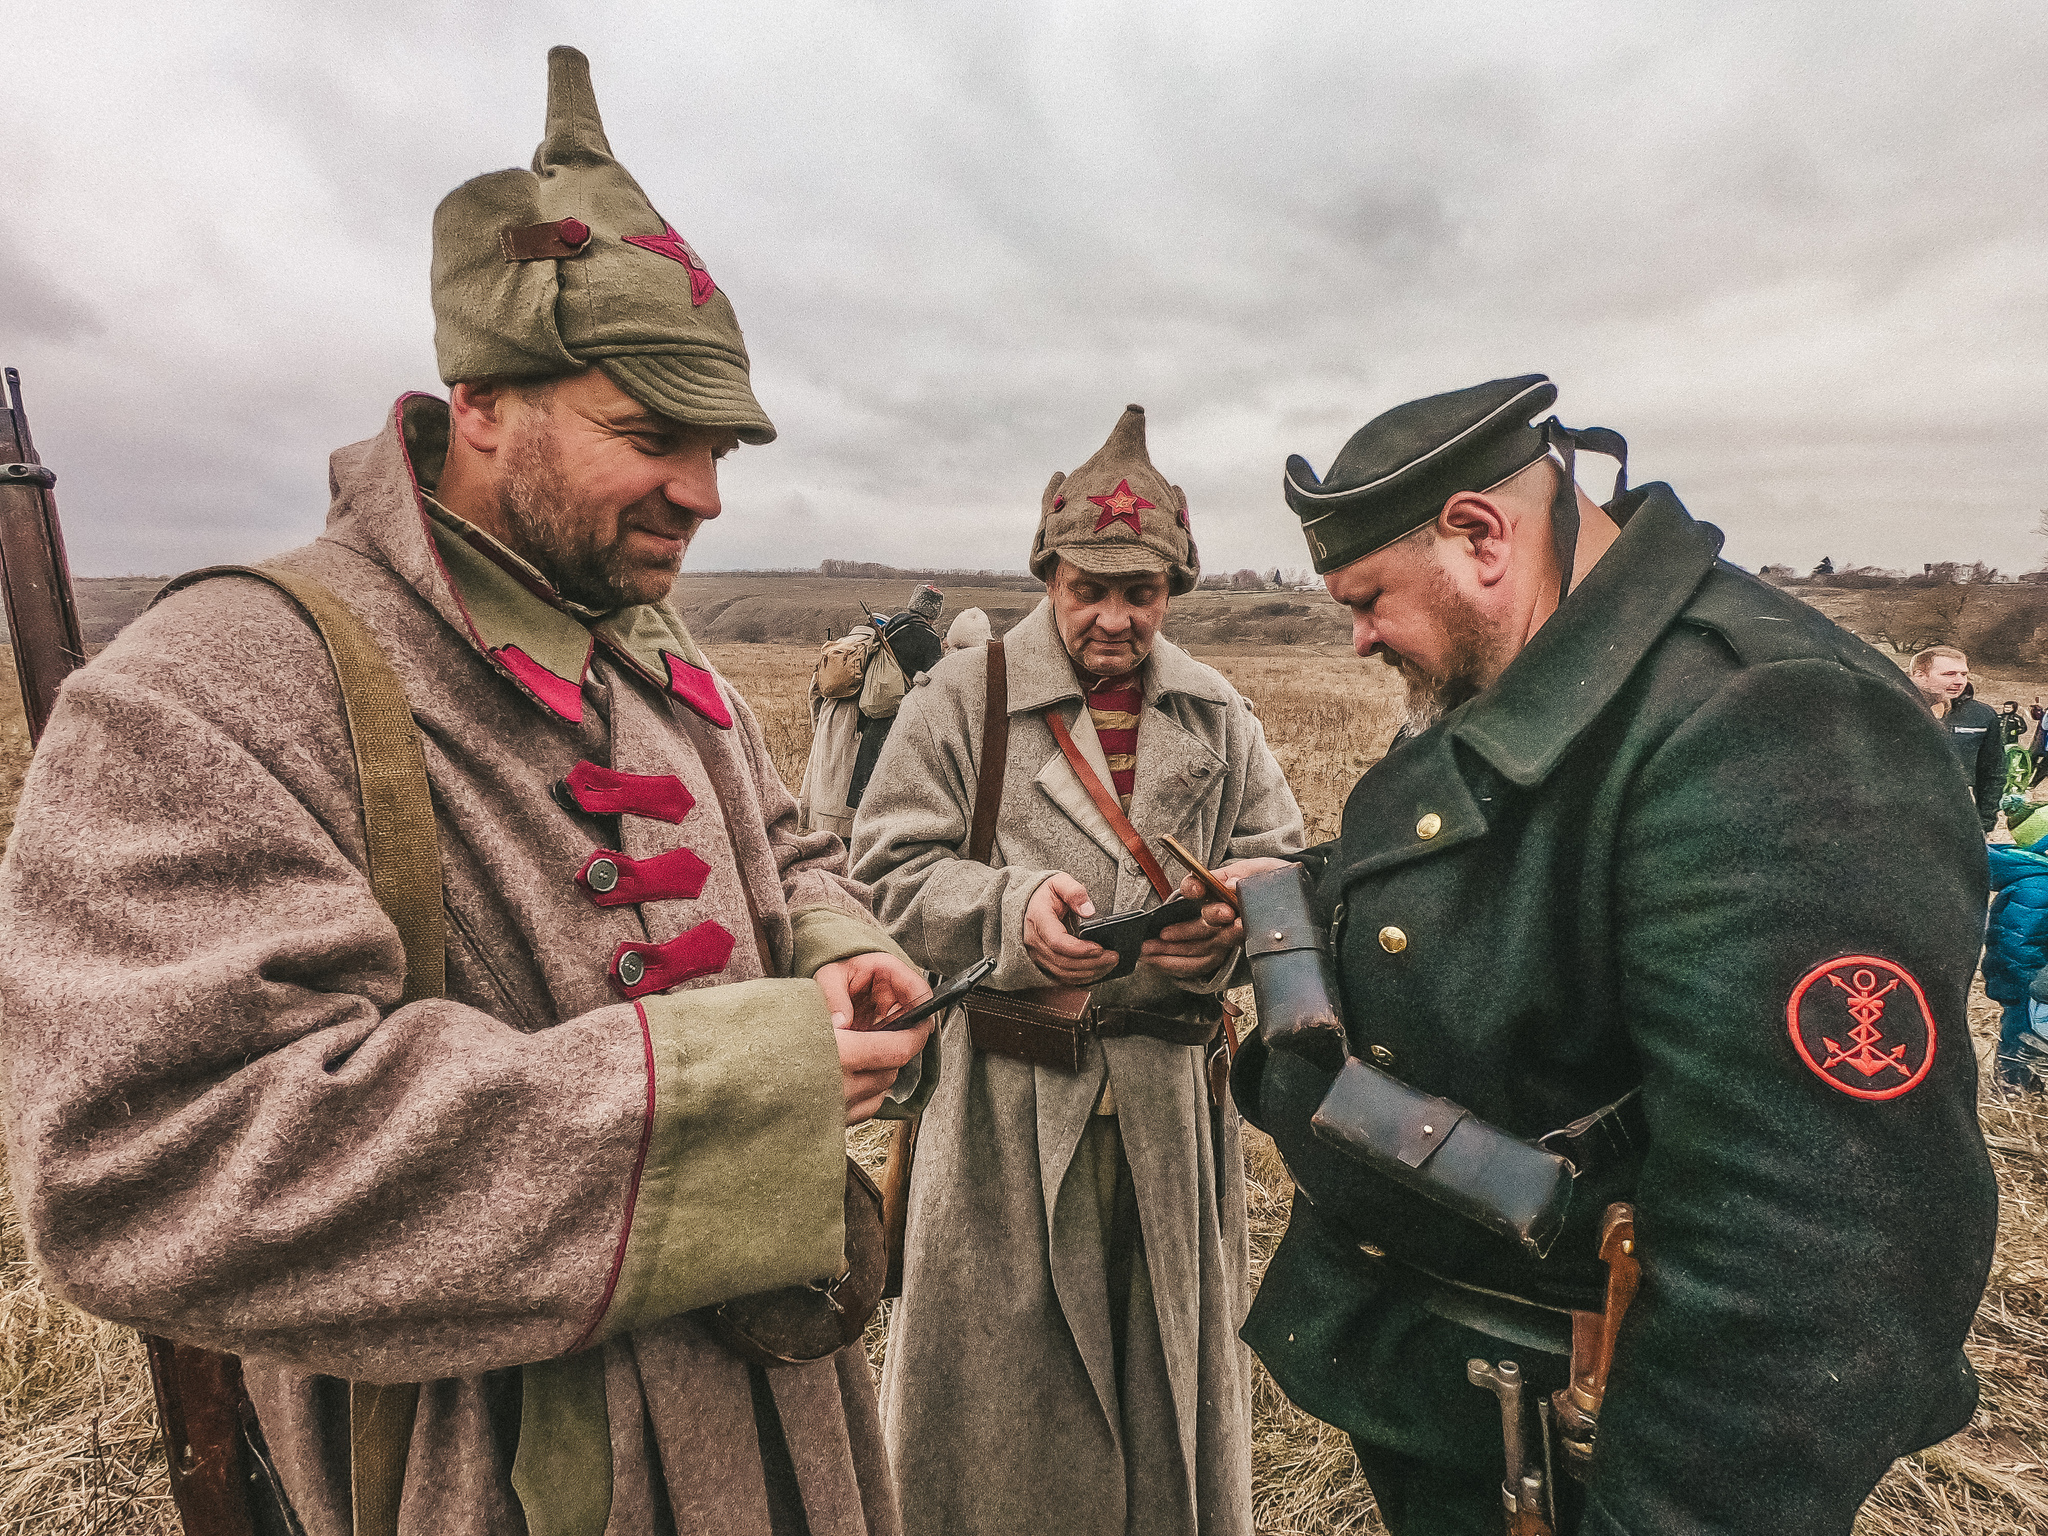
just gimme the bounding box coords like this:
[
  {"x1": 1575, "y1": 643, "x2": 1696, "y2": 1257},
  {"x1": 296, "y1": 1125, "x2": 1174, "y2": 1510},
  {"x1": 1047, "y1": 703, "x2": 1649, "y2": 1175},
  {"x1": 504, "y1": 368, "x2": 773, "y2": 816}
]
[
  {"x1": 1000, "y1": 599, "x2": 1234, "y2": 716},
  {"x1": 322, "y1": 392, "x2": 731, "y2": 728}
]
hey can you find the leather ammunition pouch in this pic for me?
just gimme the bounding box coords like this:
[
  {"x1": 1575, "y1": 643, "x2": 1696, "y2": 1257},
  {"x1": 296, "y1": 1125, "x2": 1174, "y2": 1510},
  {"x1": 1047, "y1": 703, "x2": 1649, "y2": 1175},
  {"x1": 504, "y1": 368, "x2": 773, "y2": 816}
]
[
  {"x1": 1239, "y1": 860, "x2": 1647, "y2": 1260},
  {"x1": 1311, "y1": 1059, "x2": 1580, "y2": 1258},
  {"x1": 705, "y1": 1156, "x2": 888, "y2": 1366},
  {"x1": 1240, "y1": 864, "x2": 1348, "y2": 1070},
  {"x1": 966, "y1": 986, "x2": 1224, "y2": 1071}
]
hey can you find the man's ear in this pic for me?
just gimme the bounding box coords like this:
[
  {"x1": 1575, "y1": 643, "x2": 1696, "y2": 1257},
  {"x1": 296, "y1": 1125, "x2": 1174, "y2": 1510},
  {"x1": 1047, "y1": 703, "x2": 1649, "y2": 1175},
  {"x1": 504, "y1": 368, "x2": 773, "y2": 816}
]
[
  {"x1": 448, "y1": 381, "x2": 516, "y2": 455},
  {"x1": 1439, "y1": 492, "x2": 1513, "y2": 588}
]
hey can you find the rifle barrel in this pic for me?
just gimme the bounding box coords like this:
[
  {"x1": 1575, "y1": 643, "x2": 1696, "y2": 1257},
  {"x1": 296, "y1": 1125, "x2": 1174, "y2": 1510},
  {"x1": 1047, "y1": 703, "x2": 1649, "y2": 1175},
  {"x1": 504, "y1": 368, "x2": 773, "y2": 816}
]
[{"x1": 0, "y1": 367, "x2": 87, "y2": 742}]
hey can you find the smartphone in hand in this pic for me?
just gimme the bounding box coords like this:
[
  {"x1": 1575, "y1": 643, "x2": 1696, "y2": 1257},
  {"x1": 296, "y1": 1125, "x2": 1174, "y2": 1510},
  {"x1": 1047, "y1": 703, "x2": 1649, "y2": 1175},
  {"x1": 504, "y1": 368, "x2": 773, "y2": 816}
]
[
  {"x1": 1067, "y1": 896, "x2": 1206, "y2": 982},
  {"x1": 860, "y1": 956, "x2": 997, "y2": 1031}
]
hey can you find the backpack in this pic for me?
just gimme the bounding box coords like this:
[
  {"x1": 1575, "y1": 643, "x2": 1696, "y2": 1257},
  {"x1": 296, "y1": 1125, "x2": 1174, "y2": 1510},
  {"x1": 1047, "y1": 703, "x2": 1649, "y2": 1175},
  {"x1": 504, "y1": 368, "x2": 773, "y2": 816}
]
[{"x1": 814, "y1": 626, "x2": 875, "y2": 700}]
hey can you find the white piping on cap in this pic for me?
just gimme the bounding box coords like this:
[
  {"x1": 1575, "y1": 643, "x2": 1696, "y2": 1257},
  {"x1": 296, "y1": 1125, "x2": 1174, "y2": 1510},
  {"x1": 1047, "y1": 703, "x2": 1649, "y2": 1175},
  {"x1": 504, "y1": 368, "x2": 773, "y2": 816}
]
[{"x1": 1291, "y1": 378, "x2": 1554, "y2": 529}]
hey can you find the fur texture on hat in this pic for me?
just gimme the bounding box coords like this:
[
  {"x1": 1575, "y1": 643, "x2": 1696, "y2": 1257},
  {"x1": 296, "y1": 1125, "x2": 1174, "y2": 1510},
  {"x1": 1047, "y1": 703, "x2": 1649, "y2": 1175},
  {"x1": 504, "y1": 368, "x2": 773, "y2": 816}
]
[{"x1": 1029, "y1": 405, "x2": 1199, "y2": 596}]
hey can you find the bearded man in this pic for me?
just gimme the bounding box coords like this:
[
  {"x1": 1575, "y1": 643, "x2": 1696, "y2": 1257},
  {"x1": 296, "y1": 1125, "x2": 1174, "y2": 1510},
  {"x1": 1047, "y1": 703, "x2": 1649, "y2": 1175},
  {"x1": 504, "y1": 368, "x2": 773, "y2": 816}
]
[
  {"x1": 850, "y1": 405, "x2": 1304, "y2": 1536},
  {"x1": 0, "y1": 48, "x2": 931, "y2": 1536},
  {"x1": 1233, "y1": 376, "x2": 1997, "y2": 1533}
]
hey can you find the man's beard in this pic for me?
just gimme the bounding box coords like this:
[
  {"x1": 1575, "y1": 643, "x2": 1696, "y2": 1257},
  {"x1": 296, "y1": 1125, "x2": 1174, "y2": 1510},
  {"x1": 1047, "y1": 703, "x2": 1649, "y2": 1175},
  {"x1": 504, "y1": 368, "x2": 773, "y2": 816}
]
[
  {"x1": 1384, "y1": 560, "x2": 1510, "y2": 736},
  {"x1": 497, "y1": 422, "x2": 696, "y2": 610}
]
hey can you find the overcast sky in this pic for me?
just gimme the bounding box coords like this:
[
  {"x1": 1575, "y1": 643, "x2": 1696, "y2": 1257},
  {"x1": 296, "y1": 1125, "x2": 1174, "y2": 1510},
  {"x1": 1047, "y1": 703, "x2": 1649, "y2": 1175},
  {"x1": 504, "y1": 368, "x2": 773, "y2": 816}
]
[{"x1": 4, "y1": 0, "x2": 2043, "y2": 580}]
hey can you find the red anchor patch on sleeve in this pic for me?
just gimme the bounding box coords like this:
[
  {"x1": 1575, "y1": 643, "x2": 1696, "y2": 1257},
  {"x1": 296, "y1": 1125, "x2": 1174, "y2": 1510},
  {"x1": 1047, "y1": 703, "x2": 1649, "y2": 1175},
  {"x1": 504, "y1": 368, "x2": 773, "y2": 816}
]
[{"x1": 1786, "y1": 955, "x2": 1936, "y2": 1101}]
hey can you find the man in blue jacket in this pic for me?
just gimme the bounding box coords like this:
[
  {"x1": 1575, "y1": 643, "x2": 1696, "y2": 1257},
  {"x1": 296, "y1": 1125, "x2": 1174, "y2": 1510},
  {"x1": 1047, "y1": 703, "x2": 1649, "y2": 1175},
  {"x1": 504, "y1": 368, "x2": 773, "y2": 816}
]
[{"x1": 1986, "y1": 798, "x2": 2048, "y2": 1089}]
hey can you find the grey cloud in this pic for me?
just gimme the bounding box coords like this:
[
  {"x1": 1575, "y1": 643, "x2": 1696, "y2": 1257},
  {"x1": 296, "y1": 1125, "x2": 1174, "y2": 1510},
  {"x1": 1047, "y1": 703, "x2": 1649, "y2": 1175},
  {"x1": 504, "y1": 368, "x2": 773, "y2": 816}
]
[
  {"x1": 0, "y1": 229, "x2": 103, "y2": 344},
  {"x1": 1, "y1": 0, "x2": 2043, "y2": 581}
]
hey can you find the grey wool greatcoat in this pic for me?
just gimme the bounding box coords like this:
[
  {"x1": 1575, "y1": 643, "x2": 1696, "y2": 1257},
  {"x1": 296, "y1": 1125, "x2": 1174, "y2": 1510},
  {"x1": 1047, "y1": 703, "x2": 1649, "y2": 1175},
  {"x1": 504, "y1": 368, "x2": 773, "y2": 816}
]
[
  {"x1": 0, "y1": 395, "x2": 917, "y2": 1536},
  {"x1": 848, "y1": 601, "x2": 1304, "y2": 1536}
]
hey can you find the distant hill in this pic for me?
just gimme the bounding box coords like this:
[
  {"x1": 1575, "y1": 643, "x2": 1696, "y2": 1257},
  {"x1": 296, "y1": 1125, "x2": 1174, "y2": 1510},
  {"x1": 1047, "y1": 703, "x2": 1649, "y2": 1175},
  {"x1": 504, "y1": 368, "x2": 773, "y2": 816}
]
[
  {"x1": 0, "y1": 576, "x2": 168, "y2": 649},
  {"x1": 3, "y1": 571, "x2": 1345, "y2": 654}
]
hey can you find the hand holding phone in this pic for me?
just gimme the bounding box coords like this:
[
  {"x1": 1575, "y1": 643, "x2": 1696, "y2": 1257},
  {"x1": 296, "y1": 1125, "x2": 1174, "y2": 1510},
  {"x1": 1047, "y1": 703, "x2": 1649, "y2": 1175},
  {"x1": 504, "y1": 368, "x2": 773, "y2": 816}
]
[
  {"x1": 862, "y1": 956, "x2": 998, "y2": 1031},
  {"x1": 1067, "y1": 896, "x2": 1206, "y2": 982}
]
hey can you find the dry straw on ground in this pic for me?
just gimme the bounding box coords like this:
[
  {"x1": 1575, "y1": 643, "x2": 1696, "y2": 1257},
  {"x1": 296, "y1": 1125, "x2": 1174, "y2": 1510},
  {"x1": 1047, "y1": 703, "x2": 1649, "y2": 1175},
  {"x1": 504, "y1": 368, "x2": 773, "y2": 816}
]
[{"x1": 2, "y1": 640, "x2": 2046, "y2": 1533}]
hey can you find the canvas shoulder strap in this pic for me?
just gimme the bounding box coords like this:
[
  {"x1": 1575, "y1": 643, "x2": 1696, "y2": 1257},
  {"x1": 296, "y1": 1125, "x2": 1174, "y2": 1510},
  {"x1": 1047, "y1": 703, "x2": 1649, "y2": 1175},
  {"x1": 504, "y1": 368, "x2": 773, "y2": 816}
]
[
  {"x1": 157, "y1": 563, "x2": 439, "y2": 1536},
  {"x1": 967, "y1": 639, "x2": 1008, "y2": 864},
  {"x1": 161, "y1": 564, "x2": 447, "y2": 1003}
]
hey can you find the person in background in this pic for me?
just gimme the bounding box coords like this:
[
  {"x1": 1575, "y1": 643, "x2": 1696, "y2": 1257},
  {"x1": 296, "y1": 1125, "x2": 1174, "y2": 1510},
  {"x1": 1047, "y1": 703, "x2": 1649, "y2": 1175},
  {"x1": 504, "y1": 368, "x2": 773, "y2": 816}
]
[
  {"x1": 2027, "y1": 697, "x2": 2048, "y2": 787},
  {"x1": 853, "y1": 404, "x2": 1305, "y2": 1536},
  {"x1": 845, "y1": 583, "x2": 946, "y2": 809},
  {"x1": 1988, "y1": 796, "x2": 2048, "y2": 1091},
  {"x1": 943, "y1": 606, "x2": 992, "y2": 653},
  {"x1": 798, "y1": 623, "x2": 877, "y2": 839},
  {"x1": 1910, "y1": 645, "x2": 2002, "y2": 833},
  {"x1": 1999, "y1": 701, "x2": 2032, "y2": 795}
]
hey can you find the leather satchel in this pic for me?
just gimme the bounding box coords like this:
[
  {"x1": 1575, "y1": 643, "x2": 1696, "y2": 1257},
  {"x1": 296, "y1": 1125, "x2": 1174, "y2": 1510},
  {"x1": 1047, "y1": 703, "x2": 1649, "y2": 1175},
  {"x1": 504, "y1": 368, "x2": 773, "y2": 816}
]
[
  {"x1": 964, "y1": 983, "x2": 1095, "y2": 1071},
  {"x1": 708, "y1": 1156, "x2": 889, "y2": 1366},
  {"x1": 955, "y1": 641, "x2": 1106, "y2": 1071}
]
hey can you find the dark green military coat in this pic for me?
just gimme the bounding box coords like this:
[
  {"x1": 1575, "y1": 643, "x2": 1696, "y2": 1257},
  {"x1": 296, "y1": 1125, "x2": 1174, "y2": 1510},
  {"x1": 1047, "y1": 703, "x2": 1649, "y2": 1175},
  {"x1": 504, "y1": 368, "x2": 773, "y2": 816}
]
[{"x1": 1236, "y1": 486, "x2": 1997, "y2": 1534}]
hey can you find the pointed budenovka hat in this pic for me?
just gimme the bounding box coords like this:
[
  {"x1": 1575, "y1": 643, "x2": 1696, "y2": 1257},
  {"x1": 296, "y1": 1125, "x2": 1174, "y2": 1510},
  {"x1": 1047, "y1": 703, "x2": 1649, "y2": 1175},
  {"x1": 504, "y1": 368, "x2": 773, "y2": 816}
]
[
  {"x1": 1029, "y1": 405, "x2": 1200, "y2": 596},
  {"x1": 431, "y1": 46, "x2": 775, "y2": 443}
]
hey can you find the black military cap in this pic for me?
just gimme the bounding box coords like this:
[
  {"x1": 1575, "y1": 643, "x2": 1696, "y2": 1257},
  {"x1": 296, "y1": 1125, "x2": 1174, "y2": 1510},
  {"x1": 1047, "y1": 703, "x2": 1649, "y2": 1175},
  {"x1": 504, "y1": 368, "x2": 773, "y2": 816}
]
[{"x1": 1284, "y1": 375, "x2": 1560, "y2": 575}]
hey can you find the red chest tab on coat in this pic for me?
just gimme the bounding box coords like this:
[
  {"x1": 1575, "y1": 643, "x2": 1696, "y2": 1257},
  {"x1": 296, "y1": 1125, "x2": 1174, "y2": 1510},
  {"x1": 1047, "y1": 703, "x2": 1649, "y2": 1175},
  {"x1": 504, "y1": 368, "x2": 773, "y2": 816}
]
[
  {"x1": 663, "y1": 652, "x2": 733, "y2": 729},
  {"x1": 1787, "y1": 956, "x2": 1936, "y2": 1101},
  {"x1": 609, "y1": 922, "x2": 735, "y2": 999},
  {"x1": 562, "y1": 760, "x2": 696, "y2": 823}
]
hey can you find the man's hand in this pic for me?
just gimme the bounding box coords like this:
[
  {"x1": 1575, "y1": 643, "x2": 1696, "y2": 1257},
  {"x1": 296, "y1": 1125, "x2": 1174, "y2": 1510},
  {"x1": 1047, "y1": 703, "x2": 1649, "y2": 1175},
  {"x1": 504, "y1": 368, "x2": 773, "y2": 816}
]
[
  {"x1": 1024, "y1": 873, "x2": 1119, "y2": 985},
  {"x1": 816, "y1": 951, "x2": 931, "y2": 1031},
  {"x1": 816, "y1": 953, "x2": 936, "y2": 1124},
  {"x1": 1140, "y1": 856, "x2": 1297, "y2": 980}
]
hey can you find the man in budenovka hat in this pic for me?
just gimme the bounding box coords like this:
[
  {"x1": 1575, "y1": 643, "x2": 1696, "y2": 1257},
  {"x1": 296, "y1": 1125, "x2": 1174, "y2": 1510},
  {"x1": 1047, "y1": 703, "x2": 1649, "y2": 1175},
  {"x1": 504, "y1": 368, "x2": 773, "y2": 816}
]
[
  {"x1": 852, "y1": 407, "x2": 1305, "y2": 1536},
  {"x1": 1234, "y1": 376, "x2": 1996, "y2": 1532},
  {"x1": 0, "y1": 47, "x2": 933, "y2": 1535}
]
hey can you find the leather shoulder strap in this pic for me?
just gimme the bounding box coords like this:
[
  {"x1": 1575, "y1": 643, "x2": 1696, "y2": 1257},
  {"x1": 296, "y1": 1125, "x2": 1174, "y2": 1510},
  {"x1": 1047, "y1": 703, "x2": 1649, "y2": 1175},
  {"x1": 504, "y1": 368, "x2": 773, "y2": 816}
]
[
  {"x1": 967, "y1": 639, "x2": 1008, "y2": 864},
  {"x1": 1043, "y1": 704, "x2": 1173, "y2": 900},
  {"x1": 161, "y1": 565, "x2": 446, "y2": 1004}
]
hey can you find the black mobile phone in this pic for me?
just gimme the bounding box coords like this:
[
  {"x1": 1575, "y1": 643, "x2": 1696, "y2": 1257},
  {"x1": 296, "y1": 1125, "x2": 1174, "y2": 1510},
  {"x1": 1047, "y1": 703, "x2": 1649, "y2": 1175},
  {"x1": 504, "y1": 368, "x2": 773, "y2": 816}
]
[
  {"x1": 1071, "y1": 895, "x2": 1206, "y2": 981},
  {"x1": 869, "y1": 955, "x2": 997, "y2": 1031}
]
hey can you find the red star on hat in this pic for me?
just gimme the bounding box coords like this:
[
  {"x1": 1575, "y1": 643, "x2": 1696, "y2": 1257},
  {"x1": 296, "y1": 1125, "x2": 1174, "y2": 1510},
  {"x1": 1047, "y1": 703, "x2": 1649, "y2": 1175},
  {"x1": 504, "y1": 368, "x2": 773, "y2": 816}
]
[
  {"x1": 1088, "y1": 478, "x2": 1155, "y2": 534},
  {"x1": 622, "y1": 220, "x2": 717, "y2": 306}
]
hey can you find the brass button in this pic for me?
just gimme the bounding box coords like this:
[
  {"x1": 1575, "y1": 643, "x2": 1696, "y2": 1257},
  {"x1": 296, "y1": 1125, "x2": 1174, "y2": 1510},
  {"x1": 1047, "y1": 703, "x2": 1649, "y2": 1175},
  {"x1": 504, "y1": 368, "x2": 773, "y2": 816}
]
[
  {"x1": 1416, "y1": 812, "x2": 1442, "y2": 840},
  {"x1": 1378, "y1": 925, "x2": 1407, "y2": 954},
  {"x1": 1369, "y1": 1044, "x2": 1397, "y2": 1068},
  {"x1": 586, "y1": 857, "x2": 620, "y2": 894}
]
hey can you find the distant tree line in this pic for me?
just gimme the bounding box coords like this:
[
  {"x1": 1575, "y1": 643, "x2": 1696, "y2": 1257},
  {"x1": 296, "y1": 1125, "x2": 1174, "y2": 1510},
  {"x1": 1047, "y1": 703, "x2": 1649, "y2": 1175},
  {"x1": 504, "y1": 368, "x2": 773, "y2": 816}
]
[
  {"x1": 818, "y1": 560, "x2": 1040, "y2": 589},
  {"x1": 1756, "y1": 554, "x2": 2048, "y2": 665}
]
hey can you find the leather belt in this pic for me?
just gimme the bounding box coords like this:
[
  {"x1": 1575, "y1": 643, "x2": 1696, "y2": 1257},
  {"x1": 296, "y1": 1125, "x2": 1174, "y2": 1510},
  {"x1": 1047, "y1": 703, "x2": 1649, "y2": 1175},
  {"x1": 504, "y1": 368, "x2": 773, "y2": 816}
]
[
  {"x1": 1092, "y1": 1003, "x2": 1224, "y2": 1048},
  {"x1": 1355, "y1": 1244, "x2": 1576, "y2": 1357}
]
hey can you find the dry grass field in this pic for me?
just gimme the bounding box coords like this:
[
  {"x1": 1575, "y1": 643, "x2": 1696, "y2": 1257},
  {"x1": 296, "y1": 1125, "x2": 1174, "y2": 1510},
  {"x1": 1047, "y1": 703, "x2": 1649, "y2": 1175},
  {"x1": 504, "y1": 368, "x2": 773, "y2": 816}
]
[{"x1": 3, "y1": 631, "x2": 2047, "y2": 1533}]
